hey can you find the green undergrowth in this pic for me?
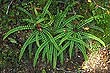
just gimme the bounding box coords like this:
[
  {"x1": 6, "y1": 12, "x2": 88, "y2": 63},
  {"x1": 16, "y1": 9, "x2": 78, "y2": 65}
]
[{"x1": 2, "y1": 0, "x2": 109, "y2": 70}]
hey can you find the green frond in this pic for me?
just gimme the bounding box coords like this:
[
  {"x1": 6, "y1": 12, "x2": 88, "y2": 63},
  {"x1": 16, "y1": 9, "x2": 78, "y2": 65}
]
[
  {"x1": 33, "y1": 40, "x2": 49, "y2": 67},
  {"x1": 34, "y1": 7, "x2": 38, "y2": 16},
  {"x1": 56, "y1": 5, "x2": 72, "y2": 28},
  {"x1": 89, "y1": 25, "x2": 104, "y2": 33},
  {"x1": 17, "y1": 7, "x2": 33, "y2": 19},
  {"x1": 69, "y1": 41, "x2": 74, "y2": 59},
  {"x1": 59, "y1": 50, "x2": 64, "y2": 64},
  {"x1": 57, "y1": 41, "x2": 70, "y2": 56},
  {"x1": 36, "y1": 31, "x2": 40, "y2": 47},
  {"x1": 43, "y1": 29, "x2": 60, "y2": 51},
  {"x1": 35, "y1": 18, "x2": 46, "y2": 25},
  {"x1": 77, "y1": 16, "x2": 94, "y2": 29},
  {"x1": 3, "y1": 25, "x2": 34, "y2": 40},
  {"x1": 49, "y1": 44, "x2": 53, "y2": 63},
  {"x1": 22, "y1": 19, "x2": 34, "y2": 23},
  {"x1": 81, "y1": 32, "x2": 105, "y2": 47},
  {"x1": 77, "y1": 44, "x2": 88, "y2": 61},
  {"x1": 53, "y1": 48, "x2": 57, "y2": 69},
  {"x1": 28, "y1": 44, "x2": 32, "y2": 59},
  {"x1": 54, "y1": 28, "x2": 67, "y2": 34},
  {"x1": 46, "y1": 10, "x2": 54, "y2": 26},
  {"x1": 68, "y1": 37, "x2": 89, "y2": 49},
  {"x1": 59, "y1": 32, "x2": 73, "y2": 46},
  {"x1": 42, "y1": 0, "x2": 52, "y2": 17},
  {"x1": 46, "y1": 44, "x2": 50, "y2": 62},
  {"x1": 54, "y1": 33, "x2": 65, "y2": 40},
  {"x1": 42, "y1": 45, "x2": 47, "y2": 61},
  {"x1": 19, "y1": 30, "x2": 37, "y2": 61},
  {"x1": 62, "y1": 15, "x2": 84, "y2": 27}
]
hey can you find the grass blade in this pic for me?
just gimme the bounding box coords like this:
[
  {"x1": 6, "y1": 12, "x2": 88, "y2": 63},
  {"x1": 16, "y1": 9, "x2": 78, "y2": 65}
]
[
  {"x1": 22, "y1": 19, "x2": 34, "y2": 23},
  {"x1": 28, "y1": 44, "x2": 32, "y2": 59},
  {"x1": 46, "y1": 44, "x2": 50, "y2": 62},
  {"x1": 77, "y1": 17, "x2": 94, "y2": 29},
  {"x1": 57, "y1": 5, "x2": 72, "y2": 28},
  {"x1": 59, "y1": 46, "x2": 64, "y2": 64},
  {"x1": 42, "y1": 45, "x2": 47, "y2": 61}
]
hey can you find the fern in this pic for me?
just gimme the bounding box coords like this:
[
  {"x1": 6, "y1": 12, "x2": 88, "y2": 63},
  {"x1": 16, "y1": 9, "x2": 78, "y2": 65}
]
[
  {"x1": 89, "y1": 25, "x2": 104, "y2": 33},
  {"x1": 62, "y1": 15, "x2": 83, "y2": 27},
  {"x1": 53, "y1": 48, "x2": 57, "y2": 69},
  {"x1": 3, "y1": 25, "x2": 34, "y2": 40},
  {"x1": 49, "y1": 44, "x2": 53, "y2": 63},
  {"x1": 81, "y1": 32, "x2": 105, "y2": 47},
  {"x1": 19, "y1": 30, "x2": 37, "y2": 61},
  {"x1": 42, "y1": 0, "x2": 52, "y2": 17},
  {"x1": 59, "y1": 32, "x2": 73, "y2": 46},
  {"x1": 68, "y1": 37, "x2": 89, "y2": 49},
  {"x1": 17, "y1": 7, "x2": 33, "y2": 19},
  {"x1": 69, "y1": 41, "x2": 74, "y2": 59},
  {"x1": 33, "y1": 40, "x2": 49, "y2": 67},
  {"x1": 56, "y1": 5, "x2": 72, "y2": 28},
  {"x1": 77, "y1": 16, "x2": 94, "y2": 29},
  {"x1": 43, "y1": 29, "x2": 60, "y2": 51},
  {"x1": 3, "y1": 0, "x2": 106, "y2": 69},
  {"x1": 77, "y1": 44, "x2": 88, "y2": 61},
  {"x1": 57, "y1": 41, "x2": 70, "y2": 56}
]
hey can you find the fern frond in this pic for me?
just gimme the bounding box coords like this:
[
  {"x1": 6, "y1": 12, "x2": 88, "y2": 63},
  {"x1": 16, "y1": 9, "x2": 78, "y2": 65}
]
[
  {"x1": 42, "y1": 0, "x2": 52, "y2": 17},
  {"x1": 62, "y1": 15, "x2": 83, "y2": 27},
  {"x1": 42, "y1": 45, "x2": 47, "y2": 61},
  {"x1": 89, "y1": 25, "x2": 104, "y2": 33},
  {"x1": 43, "y1": 29, "x2": 60, "y2": 51},
  {"x1": 81, "y1": 32, "x2": 105, "y2": 47},
  {"x1": 49, "y1": 44, "x2": 53, "y2": 63},
  {"x1": 36, "y1": 31, "x2": 40, "y2": 47},
  {"x1": 77, "y1": 44, "x2": 88, "y2": 61},
  {"x1": 56, "y1": 5, "x2": 72, "y2": 28},
  {"x1": 69, "y1": 41, "x2": 74, "y2": 59},
  {"x1": 22, "y1": 19, "x2": 34, "y2": 23},
  {"x1": 33, "y1": 40, "x2": 49, "y2": 67},
  {"x1": 19, "y1": 30, "x2": 37, "y2": 61},
  {"x1": 17, "y1": 7, "x2": 33, "y2": 19},
  {"x1": 53, "y1": 48, "x2": 57, "y2": 69},
  {"x1": 59, "y1": 49, "x2": 64, "y2": 64},
  {"x1": 77, "y1": 16, "x2": 94, "y2": 29},
  {"x1": 68, "y1": 37, "x2": 89, "y2": 49},
  {"x1": 59, "y1": 32, "x2": 73, "y2": 46},
  {"x1": 3, "y1": 25, "x2": 34, "y2": 40},
  {"x1": 46, "y1": 44, "x2": 50, "y2": 62},
  {"x1": 57, "y1": 41, "x2": 70, "y2": 56}
]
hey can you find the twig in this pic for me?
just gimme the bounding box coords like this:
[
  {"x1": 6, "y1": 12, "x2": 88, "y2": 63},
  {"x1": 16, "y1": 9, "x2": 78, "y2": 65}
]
[
  {"x1": 6, "y1": 0, "x2": 14, "y2": 14},
  {"x1": 93, "y1": 0, "x2": 107, "y2": 10}
]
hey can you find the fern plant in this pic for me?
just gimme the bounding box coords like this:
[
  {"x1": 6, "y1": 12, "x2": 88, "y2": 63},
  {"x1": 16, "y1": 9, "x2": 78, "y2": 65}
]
[{"x1": 3, "y1": 0, "x2": 105, "y2": 69}]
